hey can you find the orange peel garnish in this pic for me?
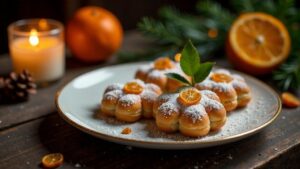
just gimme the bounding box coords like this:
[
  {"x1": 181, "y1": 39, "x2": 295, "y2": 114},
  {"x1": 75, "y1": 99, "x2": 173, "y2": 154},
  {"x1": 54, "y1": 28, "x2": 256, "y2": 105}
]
[
  {"x1": 121, "y1": 127, "x2": 132, "y2": 134},
  {"x1": 123, "y1": 81, "x2": 144, "y2": 94},
  {"x1": 154, "y1": 57, "x2": 174, "y2": 70},
  {"x1": 42, "y1": 153, "x2": 64, "y2": 168},
  {"x1": 282, "y1": 92, "x2": 300, "y2": 108},
  {"x1": 178, "y1": 88, "x2": 201, "y2": 106},
  {"x1": 211, "y1": 73, "x2": 233, "y2": 83}
]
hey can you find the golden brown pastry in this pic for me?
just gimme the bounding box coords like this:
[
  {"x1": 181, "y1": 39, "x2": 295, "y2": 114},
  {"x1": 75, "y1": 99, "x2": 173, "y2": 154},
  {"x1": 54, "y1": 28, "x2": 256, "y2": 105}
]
[
  {"x1": 115, "y1": 94, "x2": 142, "y2": 122},
  {"x1": 100, "y1": 79, "x2": 162, "y2": 122},
  {"x1": 200, "y1": 95, "x2": 227, "y2": 131},
  {"x1": 101, "y1": 90, "x2": 123, "y2": 116},
  {"x1": 135, "y1": 57, "x2": 189, "y2": 92},
  {"x1": 156, "y1": 102, "x2": 180, "y2": 132},
  {"x1": 154, "y1": 87, "x2": 227, "y2": 137},
  {"x1": 231, "y1": 75, "x2": 251, "y2": 107},
  {"x1": 152, "y1": 93, "x2": 173, "y2": 119},
  {"x1": 179, "y1": 105, "x2": 210, "y2": 137},
  {"x1": 195, "y1": 69, "x2": 251, "y2": 111}
]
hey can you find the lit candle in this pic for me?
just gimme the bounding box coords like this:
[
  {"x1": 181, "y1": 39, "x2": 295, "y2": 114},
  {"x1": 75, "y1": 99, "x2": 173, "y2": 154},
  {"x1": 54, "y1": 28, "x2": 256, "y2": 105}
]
[{"x1": 8, "y1": 19, "x2": 65, "y2": 84}]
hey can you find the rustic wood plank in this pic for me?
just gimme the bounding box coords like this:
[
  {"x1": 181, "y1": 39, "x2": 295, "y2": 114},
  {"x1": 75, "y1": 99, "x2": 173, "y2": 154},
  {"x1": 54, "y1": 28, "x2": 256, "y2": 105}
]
[
  {"x1": 0, "y1": 62, "x2": 97, "y2": 130},
  {"x1": 0, "y1": 107, "x2": 300, "y2": 169}
]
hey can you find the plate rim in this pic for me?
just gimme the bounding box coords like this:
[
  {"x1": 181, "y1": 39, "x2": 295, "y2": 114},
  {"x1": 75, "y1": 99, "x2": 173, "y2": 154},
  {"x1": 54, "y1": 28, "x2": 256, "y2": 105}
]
[{"x1": 55, "y1": 62, "x2": 282, "y2": 147}]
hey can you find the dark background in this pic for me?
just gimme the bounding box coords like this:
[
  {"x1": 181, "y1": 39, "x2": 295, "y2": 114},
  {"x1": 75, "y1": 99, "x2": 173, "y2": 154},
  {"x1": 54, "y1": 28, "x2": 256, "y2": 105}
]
[{"x1": 0, "y1": 0, "x2": 198, "y2": 55}]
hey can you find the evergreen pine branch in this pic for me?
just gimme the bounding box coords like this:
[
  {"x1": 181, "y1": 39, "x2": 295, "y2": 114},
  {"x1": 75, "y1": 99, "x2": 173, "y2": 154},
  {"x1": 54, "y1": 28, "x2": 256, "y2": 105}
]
[
  {"x1": 273, "y1": 55, "x2": 300, "y2": 90},
  {"x1": 137, "y1": 17, "x2": 183, "y2": 46},
  {"x1": 159, "y1": 7, "x2": 201, "y2": 29},
  {"x1": 231, "y1": 0, "x2": 268, "y2": 13},
  {"x1": 196, "y1": 0, "x2": 235, "y2": 29},
  {"x1": 118, "y1": 48, "x2": 177, "y2": 63},
  {"x1": 235, "y1": 0, "x2": 255, "y2": 12},
  {"x1": 158, "y1": 7, "x2": 208, "y2": 43},
  {"x1": 275, "y1": 0, "x2": 295, "y2": 19}
]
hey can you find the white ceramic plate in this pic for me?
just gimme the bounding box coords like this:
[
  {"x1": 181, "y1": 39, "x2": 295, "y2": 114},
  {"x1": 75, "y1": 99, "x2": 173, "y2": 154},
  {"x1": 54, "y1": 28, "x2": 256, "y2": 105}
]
[{"x1": 56, "y1": 62, "x2": 281, "y2": 149}]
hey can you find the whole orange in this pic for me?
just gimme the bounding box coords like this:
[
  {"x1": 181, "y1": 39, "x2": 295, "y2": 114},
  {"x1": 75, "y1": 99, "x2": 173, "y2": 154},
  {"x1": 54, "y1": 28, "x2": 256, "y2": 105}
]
[{"x1": 66, "y1": 6, "x2": 123, "y2": 63}]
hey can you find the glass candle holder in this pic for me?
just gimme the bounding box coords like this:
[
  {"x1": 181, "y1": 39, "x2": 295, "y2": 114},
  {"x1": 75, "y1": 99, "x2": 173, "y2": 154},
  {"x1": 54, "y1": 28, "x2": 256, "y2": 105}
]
[{"x1": 8, "y1": 19, "x2": 65, "y2": 84}]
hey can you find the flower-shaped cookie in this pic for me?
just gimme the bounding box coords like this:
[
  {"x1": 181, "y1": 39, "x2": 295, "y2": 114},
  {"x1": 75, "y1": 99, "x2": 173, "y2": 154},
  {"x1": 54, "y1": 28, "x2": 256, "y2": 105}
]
[
  {"x1": 153, "y1": 87, "x2": 226, "y2": 137},
  {"x1": 195, "y1": 69, "x2": 251, "y2": 111},
  {"x1": 135, "y1": 57, "x2": 189, "y2": 92},
  {"x1": 100, "y1": 79, "x2": 162, "y2": 122}
]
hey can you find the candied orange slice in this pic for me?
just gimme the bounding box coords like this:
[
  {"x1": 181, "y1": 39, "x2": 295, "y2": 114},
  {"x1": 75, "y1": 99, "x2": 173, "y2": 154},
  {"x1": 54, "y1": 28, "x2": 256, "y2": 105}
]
[
  {"x1": 211, "y1": 73, "x2": 233, "y2": 83},
  {"x1": 174, "y1": 53, "x2": 181, "y2": 62},
  {"x1": 42, "y1": 153, "x2": 64, "y2": 168},
  {"x1": 282, "y1": 92, "x2": 300, "y2": 108},
  {"x1": 123, "y1": 82, "x2": 144, "y2": 94},
  {"x1": 154, "y1": 57, "x2": 174, "y2": 70},
  {"x1": 178, "y1": 88, "x2": 201, "y2": 106}
]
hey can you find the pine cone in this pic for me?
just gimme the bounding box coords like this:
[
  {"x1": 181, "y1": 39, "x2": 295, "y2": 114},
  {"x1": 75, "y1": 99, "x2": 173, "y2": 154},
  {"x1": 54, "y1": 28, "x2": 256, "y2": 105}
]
[{"x1": 3, "y1": 70, "x2": 37, "y2": 102}]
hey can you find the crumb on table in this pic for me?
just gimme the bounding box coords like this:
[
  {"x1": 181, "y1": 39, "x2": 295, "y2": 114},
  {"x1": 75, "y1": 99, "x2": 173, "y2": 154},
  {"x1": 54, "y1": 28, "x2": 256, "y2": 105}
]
[{"x1": 121, "y1": 127, "x2": 132, "y2": 134}]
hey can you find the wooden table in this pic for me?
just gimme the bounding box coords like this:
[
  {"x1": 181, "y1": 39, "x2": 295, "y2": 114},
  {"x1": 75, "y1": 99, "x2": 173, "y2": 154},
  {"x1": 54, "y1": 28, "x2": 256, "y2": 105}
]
[{"x1": 1, "y1": 31, "x2": 300, "y2": 169}]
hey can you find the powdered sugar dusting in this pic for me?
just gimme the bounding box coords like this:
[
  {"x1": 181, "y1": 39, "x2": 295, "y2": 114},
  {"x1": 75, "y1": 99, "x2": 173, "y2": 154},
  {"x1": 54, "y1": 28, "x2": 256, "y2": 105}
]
[
  {"x1": 213, "y1": 82, "x2": 233, "y2": 93},
  {"x1": 164, "y1": 67, "x2": 182, "y2": 74},
  {"x1": 195, "y1": 80, "x2": 214, "y2": 89},
  {"x1": 158, "y1": 94, "x2": 174, "y2": 103},
  {"x1": 145, "y1": 83, "x2": 161, "y2": 93},
  {"x1": 232, "y1": 80, "x2": 248, "y2": 90},
  {"x1": 200, "y1": 96, "x2": 223, "y2": 111},
  {"x1": 158, "y1": 102, "x2": 179, "y2": 116},
  {"x1": 183, "y1": 105, "x2": 206, "y2": 123},
  {"x1": 103, "y1": 90, "x2": 123, "y2": 100},
  {"x1": 148, "y1": 70, "x2": 164, "y2": 79},
  {"x1": 138, "y1": 65, "x2": 152, "y2": 73},
  {"x1": 104, "y1": 83, "x2": 123, "y2": 94},
  {"x1": 141, "y1": 91, "x2": 158, "y2": 102},
  {"x1": 200, "y1": 90, "x2": 219, "y2": 99},
  {"x1": 118, "y1": 94, "x2": 141, "y2": 107},
  {"x1": 232, "y1": 74, "x2": 245, "y2": 81}
]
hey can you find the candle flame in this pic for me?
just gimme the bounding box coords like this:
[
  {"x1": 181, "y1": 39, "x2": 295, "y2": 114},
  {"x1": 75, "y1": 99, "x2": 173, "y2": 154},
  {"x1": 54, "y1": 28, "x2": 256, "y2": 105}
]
[{"x1": 29, "y1": 29, "x2": 39, "y2": 46}]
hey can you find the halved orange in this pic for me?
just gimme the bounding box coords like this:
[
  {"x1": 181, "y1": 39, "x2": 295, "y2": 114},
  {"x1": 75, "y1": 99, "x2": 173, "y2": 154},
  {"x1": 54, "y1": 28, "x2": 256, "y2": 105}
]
[
  {"x1": 178, "y1": 88, "x2": 201, "y2": 106},
  {"x1": 123, "y1": 82, "x2": 144, "y2": 94},
  {"x1": 211, "y1": 73, "x2": 233, "y2": 83},
  {"x1": 227, "y1": 12, "x2": 291, "y2": 75},
  {"x1": 42, "y1": 153, "x2": 64, "y2": 168},
  {"x1": 154, "y1": 57, "x2": 174, "y2": 70}
]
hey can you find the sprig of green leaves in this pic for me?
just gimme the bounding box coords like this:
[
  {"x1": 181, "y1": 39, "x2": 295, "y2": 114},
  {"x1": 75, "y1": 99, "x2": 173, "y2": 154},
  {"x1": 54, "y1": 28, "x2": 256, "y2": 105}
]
[{"x1": 166, "y1": 40, "x2": 215, "y2": 86}]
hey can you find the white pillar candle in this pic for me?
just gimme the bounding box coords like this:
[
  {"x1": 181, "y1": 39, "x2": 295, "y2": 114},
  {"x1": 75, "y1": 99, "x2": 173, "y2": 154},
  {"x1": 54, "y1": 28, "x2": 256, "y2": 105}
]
[{"x1": 8, "y1": 19, "x2": 65, "y2": 83}]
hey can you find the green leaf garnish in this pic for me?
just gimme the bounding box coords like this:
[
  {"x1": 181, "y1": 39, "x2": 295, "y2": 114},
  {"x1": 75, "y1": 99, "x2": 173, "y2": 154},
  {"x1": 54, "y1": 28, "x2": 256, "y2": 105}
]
[
  {"x1": 180, "y1": 40, "x2": 200, "y2": 76},
  {"x1": 164, "y1": 40, "x2": 215, "y2": 86},
  {"x1": 194, "y1": 62, "x2": 215, "y2": 83},
  {"x1": 165, "y1": 72, "x2": 191, "y2": 85}
]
